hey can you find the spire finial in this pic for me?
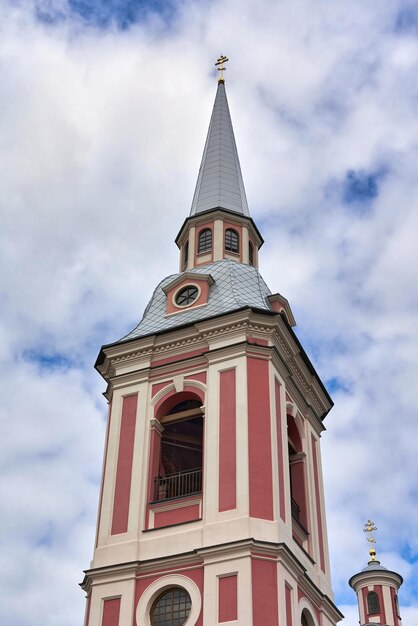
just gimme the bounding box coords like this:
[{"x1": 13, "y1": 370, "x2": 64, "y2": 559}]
[
  {"x1": 363, "y1": 519, "x2": 378, "y2": 561},
  {"x1": 215, "y1": 55, "x2": 229, "y2": 83}
]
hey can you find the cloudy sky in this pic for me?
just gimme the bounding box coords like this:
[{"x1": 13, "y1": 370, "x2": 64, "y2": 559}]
[{"x1": 1, "y1": 0, "x2": 418, "y2": 624}]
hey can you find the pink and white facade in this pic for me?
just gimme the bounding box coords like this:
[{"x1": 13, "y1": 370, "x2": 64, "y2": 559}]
[{"x1": 81, "y1": 78, "x2": 343, "y2": 626}]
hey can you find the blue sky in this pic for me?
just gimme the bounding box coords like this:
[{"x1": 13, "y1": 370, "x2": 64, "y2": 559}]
[
  {"x1": 35, "y1": 0, "x2": 178, "y2": 28},
  {"x1": 1, "y1": 0, "x2": 418, "y2": 624}
]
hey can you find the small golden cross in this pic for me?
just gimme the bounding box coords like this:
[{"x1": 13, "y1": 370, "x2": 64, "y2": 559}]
[
  {"x1": 363, "y1": 520, "x2": 378, "y2": 560},
  {"x1": 215, "y1": 55, "x2": 229, "y2": 83}
]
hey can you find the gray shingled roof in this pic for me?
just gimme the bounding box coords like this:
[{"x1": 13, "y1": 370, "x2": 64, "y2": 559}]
[
  {"x1": 361, "y1": 561, "x2": 388, "y2": 572},
  {"x1": 120, "y1": 260, "x2": 271, "y2": 341},
  {"x1": 190, "y1": 81, "x2": 250, "y2": 217}
]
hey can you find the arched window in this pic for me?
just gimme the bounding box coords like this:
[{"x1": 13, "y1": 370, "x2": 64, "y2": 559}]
[
  {"x1": 249, "y1": 241, "x2": 254, "y2": 265},
  {"x1": 288, "y1": 415, "x2": 308, "y2": 538},
  {"x1": 301, "y1": 609, "x2": 314, "y2": 626},
  {"x1": 154, "y1": 398, "x2": 203, "y2": 501},
  {"x1": 367, "y1": 591, "x2": 380, "y2": 615},
  {"x1": 183, "y1": 240, "x2": 189, "y2": 269},
  {"x1": 151, "y1": 587, "x2": 191, "y2": 626},
  {"x1": 198, "y1": 228, "x2": 212, "y2": 253},
  {"x1": 225, "y1": 228, "x2": 239, "y2": 253}
]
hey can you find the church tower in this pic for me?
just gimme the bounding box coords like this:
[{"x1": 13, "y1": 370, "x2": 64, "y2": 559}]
[
  {"x1": 81, "y1": 58, "x2": 343, "y2": 626},
  {"x1": 349, "y1": 521, "x2": 403, "y2": 626}
]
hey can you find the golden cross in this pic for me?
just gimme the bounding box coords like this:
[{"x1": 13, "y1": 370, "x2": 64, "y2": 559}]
[
  {"x1": 215, "y1": 55, "x2": 229, "y2": 83},
  {"x1": 363, "y1": 520, "x2": 378, "y2": 561}
]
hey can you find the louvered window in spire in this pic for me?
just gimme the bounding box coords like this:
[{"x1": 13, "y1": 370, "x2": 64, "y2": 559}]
[
  {"x1": 182, "y1": 241, "x2": 189, "y2": 269},
  {"x1": 198, "y1": 228, "x2": 212, "y2": 253},
  {"x1": 249, "y1": 241, "x2": 254, "y2": 266},
  {"x1": 225, "y1": 228, "x2": 239, "y2": 253}
]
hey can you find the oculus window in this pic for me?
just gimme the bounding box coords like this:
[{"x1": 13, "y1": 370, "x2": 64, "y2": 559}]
[{"x1": 175, "y1": 285, "x2": 199, "y2": 307}]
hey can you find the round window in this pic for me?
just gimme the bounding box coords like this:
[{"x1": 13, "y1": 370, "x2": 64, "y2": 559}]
[
  {"x1": 151, "y1": 587, "x2": 191, "y2": 626},
  {"x1": 175, "y1": 285, "x2": 199, "y2": 307}
]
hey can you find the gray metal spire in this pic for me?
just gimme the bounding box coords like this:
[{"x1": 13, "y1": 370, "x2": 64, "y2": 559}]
[{"x1": 190, "y1": 81, "x2": 250, "y2": 217}]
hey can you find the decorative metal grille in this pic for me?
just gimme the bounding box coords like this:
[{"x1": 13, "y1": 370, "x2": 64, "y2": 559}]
[{"x1": 151, "y1": 588, "x2": 191, "y2": 626}]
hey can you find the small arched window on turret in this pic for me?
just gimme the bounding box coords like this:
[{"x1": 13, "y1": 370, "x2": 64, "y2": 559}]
[
  {"x1": 225, "y1": 228, "x2": 239, "y2": 253},
  {"x1": 198, "y1": 228, "x2": 212, "y2": 253},
  {"x1": 182, "y1": 240, "x2": 189, "y2": 270},
  {"x1": 367, "y1": 591, "x2": 380, "y2": 615},
  {"x1": 248, "y1": 241, "x2": 254, "y2": 266}
]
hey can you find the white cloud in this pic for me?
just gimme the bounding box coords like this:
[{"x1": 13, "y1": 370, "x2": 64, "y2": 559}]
[{"x1": 1, "y1": 0, "x2": 417, "y2": 624}]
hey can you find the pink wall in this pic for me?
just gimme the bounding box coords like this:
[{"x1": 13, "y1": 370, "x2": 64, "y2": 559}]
[
  {"x1": 151, "y1": 348, "x2": 207, "y2": 368},
  {"x1": 111, "y1": 394, "x2": 138, "y2": 535},
  {"x1": 275, "y1": 381, "x2": 286, "y2": 523},
  {"x1": 285, "y1": 583, "x2": 293, "y2": 626},
  {"x1": 153, "y1": 503, "x2": 200, "y2": 528},
  {"x1": 102, "y1": 598, "x2": 121, "y2": 626},
  {"x1": 185, "y1": 372, "x2": 207, "y2": 385},
  {"x1": 375, "y1": 585, "x2": 387, "y2": 624},
  {"x1": 251, "y1": 557, "x2": 279, "y2": 626},
  {"x1": 219, "y1": 369, "x2": 237, "y2": 511},
  {"x1": 390, "y1": 586, "x2": 400, "y2": 624},
  {"x1": 218, "y1": 575, "x2": 238, "y2": 622},
  {"x1": 247, "y1": 356, "x2": 274, "y2": 520}
]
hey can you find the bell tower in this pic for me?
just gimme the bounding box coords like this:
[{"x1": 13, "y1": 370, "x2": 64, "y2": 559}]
[
  {"x1": 349, "y1": 521, "x2": 403, "y2": 626},
  {"x1": 81, "y1": 59, "x2": 343, "y2": 626}
]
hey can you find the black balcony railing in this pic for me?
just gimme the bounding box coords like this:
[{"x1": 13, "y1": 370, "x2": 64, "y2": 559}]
[{"x1": 153, "y1": 468, "x2": 202, "y2": 502}]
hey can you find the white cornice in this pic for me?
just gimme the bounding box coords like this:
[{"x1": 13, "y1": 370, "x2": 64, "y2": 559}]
[{"x1": 98, "y1": 309, "x2": 332, "y2": 421}]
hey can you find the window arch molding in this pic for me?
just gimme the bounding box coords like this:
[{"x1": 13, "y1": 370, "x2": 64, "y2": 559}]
[
  {"x1": 286, "y1": 403, "x2": 305, "y2": 440},
  {"x1": 136, "y1": 574, "x2": 202, "y2": 626},
  {"x1": 151, "y1": 382, "x2": 207, "y2": 411},
  {"x1": 298, "y1": 599, "x2": 319, "y2": 626},
  {"x1": 154, "y1": 388, "x2": 205, "y2": 420}
]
